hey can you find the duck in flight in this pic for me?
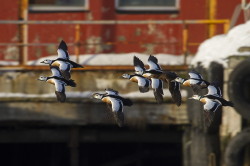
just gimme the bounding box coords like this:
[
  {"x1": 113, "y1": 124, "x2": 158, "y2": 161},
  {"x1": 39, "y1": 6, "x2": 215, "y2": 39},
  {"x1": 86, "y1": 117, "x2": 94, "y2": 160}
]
[
  {"x1": 134, "y1": 55, "x2": 181, "y2": 106},
  {"x1": 92, "y1": 89, "x2": 133, "y2": 127},
  {"x1": 173, "y1": 70, "x2": 210, "y2": 94},
  {"x1": 40, "y1": 40, "x2": 83, "y2": 80},
  {"x1": 37, "y1": 66, "x2": 76, "y2": 102},
  {"x1": 189, "y1": 83, "x2": 233, "y2": 126}
]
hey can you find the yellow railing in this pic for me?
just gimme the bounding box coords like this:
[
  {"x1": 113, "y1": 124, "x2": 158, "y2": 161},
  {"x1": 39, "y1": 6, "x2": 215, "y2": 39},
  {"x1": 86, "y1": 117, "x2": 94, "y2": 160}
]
[{"x1": 0, "y1": 19, "x2": 230, "y2": 70}]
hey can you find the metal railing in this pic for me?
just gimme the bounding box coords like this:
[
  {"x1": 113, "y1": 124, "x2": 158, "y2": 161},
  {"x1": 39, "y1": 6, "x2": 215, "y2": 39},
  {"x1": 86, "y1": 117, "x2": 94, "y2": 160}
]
[{"x1": 0, "y1": 19, "x2": 230, "y2": 71}]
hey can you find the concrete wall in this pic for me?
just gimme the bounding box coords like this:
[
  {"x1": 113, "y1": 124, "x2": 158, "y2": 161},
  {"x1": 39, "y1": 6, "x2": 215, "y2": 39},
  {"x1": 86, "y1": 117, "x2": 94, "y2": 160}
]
[{"x1": 0, "y1": 70, "x2": 188, "y2": 126}]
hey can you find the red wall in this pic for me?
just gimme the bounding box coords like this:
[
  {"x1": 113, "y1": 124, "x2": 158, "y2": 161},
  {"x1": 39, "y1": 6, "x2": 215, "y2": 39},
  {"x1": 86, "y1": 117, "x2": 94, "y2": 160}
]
[{"x1": 0, "y1": 0, "x2": 244, "y2": 61}]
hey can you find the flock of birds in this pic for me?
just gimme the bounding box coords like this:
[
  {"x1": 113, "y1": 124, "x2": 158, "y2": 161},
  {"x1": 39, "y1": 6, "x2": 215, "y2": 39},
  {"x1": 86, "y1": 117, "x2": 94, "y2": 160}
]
[{"x1": 38, "y1": 40, "x2": 234, "y2": 127}]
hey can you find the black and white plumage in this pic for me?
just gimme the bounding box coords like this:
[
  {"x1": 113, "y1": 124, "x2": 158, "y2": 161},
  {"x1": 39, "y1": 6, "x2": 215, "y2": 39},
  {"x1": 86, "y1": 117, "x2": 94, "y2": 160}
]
[
  {"x1": 174, "y1": 70, "x2": 210, "y2": 94},
  {"x1": 40, "y1": 40, "x2": 83, "y2": 80},
  {"x1": 151, "y1": 78, "x2": 164, "y2": 104},
  {"x1": 92, "y1": 91, "x2": 133, "y2": 127},
  {"x1": 122, "y1": 73, "x2": 151, "y2": 93},
  {"x1": 37, "y1": 66, "x2": 76, "y2": 103},
  {"x1": 134, "y1": 55, "x2": 181, "y2": 106},
  {"x1": 189, "y1": 84, "x2": 234, "y2": 126}
]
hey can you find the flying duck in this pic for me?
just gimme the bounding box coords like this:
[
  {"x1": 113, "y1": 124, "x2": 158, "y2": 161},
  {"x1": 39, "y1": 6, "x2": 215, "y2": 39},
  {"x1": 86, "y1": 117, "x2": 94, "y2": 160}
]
[
  {"x1": 92, "y1": 90, "x2": 133, "y2": 127},
  {"x1": 40, "y1": 40, "x2": 83, "y2": 80},
  {"x1": 37, "y1": 66, "x2": 76, "y2": 102},
  {"x1": 173, "y1": 70, "x2": 210, "y2": 94},
  {"x1": 122, "y1": 73, "x2": 151, "y2": 93},
  {"x1": 134, "y1": 55, "x2": 181, "y2": 106},
  {"x1": 189, "y1": 84, "x2": 233, "y2": 126}
]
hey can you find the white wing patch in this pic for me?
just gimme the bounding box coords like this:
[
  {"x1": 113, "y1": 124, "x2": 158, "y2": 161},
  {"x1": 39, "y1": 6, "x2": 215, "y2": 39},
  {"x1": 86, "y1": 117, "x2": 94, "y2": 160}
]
[
  {"x1": 151, "y1": 78, "x2": 161, "y2": 89},
  {"x1": 60, "y1": 62, "x2": 71, "y2": 71},
  {"x1": 136, "y1": 76, "x2": 147, "y2": 87},
  {"x1": 147, "y1": 60, "x2": 161, "y2": 70},
  {"x1": 207, "y1": 85, "x2": 222, "y2": 97},
  {"x1": 57, "y1": 49, "x2": 69, "y2": 60},
  {"x1": 134, "y1": 66, "x2": 145, "y2": 74},
  {"x1": 109, "y1": 97, "x2": 123, "y2": 112},
  {"x1": 50, "y1": 67, "x2": 62, "y2": 77},
  {"x1": 54, "y1": 79, "x2": 65, "y2": 93},
  {"x1": 189, "y1": 71, "x2": 203, "y2": 79},
  {"x1": 203, "y1": 98, "x2": 221, "y2": 112}
]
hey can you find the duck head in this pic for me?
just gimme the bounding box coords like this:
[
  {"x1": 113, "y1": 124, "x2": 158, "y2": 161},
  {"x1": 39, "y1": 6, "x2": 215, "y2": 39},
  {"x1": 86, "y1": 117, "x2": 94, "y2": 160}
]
[
  {"x1": 37, "y1": 76, "x2": 47, "y2": 81},
  {"x1": 122, "y1": 73, "x2": 130, "y2": 79},
  {"x1": 40, "y1": 59, "x2": 53, "y2": 64}
]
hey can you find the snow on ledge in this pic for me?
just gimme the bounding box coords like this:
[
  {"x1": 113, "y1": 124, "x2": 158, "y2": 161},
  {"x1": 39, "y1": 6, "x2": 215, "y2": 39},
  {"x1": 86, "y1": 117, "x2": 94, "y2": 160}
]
[
  {"x1": 28, "y1": 53, "x2": 192, "y2": 66},
  {"x1": 191, "y1": 21, "x2": 250, "y2": 68}
]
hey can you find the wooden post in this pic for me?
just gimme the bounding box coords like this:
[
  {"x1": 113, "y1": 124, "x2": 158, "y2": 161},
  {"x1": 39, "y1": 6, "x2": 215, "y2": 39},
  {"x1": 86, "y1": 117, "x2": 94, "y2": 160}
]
[
  {"x1": 18, "y1": 0, "x2": 28, "y2": 66},
  {"x1": 69, "y1": 127, "x2": 80, "y2": 166}
]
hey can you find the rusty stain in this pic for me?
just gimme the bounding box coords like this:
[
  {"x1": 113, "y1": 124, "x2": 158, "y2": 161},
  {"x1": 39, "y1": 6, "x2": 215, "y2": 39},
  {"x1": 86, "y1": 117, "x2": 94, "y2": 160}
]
[
  {"x1": 105, "y1": 29, "x2": 111, "y2": 39},
  {"x1": 117, "y1": 36, "x2": 126, "y2": 41},
  {"x1": 147, "y1": 24, "x2": 156, "y2": 35},
  {"x1": 4, "y1": 34, "x2": 19, "y2": 60},
  {"x1": 86, "y1": 36, "x2": 103, "y2": 53},
  {"x1": 141, "y1": 43, "x2": 155, "y2": 54},
  {"x1": 35, "y1": 48, "x2": 42, "y2": 58},
  {"x1": 46, "y1": 44, "x2": 56, "y2": 54},
  {"x1": 135, "y1": 28, "x2": 141, "y2": 36},
  {"x1": 101, "y1": 7, "x2": 110, "y2": 12},
  {"x1": 4, "y1": 46, "x2": 19, "y2": 60},
  {"x1": 86, "y1": 12, "x2": 93, "y2": 20}
]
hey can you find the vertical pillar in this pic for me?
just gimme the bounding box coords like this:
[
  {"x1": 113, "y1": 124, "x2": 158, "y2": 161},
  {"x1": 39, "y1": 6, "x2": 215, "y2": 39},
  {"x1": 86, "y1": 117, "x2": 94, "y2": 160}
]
[
  {"x1": 74, "y1": 24, "x2": 80, "y2": 63},
  {"x1": 182, "y1": 23, "x2": 188, "y2": 65},
  {"x1": 18, "y1": 0, "x2": 28, "y2": 66},
  {"x1": 69, "y1": 127, "x2": 80, "y2": 166},
  {"x1": 207, "y1": 0, "x2": 217, "y2": 37}
]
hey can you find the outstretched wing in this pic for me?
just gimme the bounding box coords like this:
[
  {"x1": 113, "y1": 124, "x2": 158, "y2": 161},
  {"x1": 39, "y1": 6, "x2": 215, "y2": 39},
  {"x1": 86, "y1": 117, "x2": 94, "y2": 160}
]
[
  {"x1": 148, "y1": 55, "x2": 161, "y2": 70},
  {"x1": 203, "y1": 99, "x2": 221, "y2": 127},
  {"x1": 151, "y1": 78, "x2": 164, "y2": 104},
  {"x1": 168, "y1": 81, "x2": 182, "y2": 106},
  {"x1": 189, "y1": 70, "x2": 203, "y2": 80},
  {"x1": 137, "y1": 76, "x2": 150, "y2": 93},
  {"x1": 207, "y1": 84, "x2": 222, "y2": 97},
  {"x1": 57, "y1": 40, "x2": 69, "y2": 60},
  {"x1": 50, "y1": 66, "x2": 62, "y2": 77},
  {"x1": 105, "y1": 88, "x2": 119, "y2": 95},
  {"x1": 54, "y1": 79, "x2": 66, "y2": 102},
  {"x1": 133, "y1": 56, "x2": 145, "y2": 74},
  {"x1": 109, "y1": 97, "x2": 124, "y2": 127}
]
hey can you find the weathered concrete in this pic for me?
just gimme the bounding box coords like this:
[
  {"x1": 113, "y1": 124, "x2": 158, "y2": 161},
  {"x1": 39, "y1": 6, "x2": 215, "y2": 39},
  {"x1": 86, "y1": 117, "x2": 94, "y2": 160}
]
[{"x1": 0, "y1": 70, "x2": 188, "y2": 126}]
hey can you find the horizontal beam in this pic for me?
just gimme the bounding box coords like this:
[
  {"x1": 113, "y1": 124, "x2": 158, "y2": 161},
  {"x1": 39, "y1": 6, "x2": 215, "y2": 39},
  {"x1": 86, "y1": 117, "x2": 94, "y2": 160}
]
[
  {"x1": 0, "y1": 65, "x2": 189, "y2": 71},
  {"x1": 0, "y1": 19, "x2": 229, "y2": 25}
]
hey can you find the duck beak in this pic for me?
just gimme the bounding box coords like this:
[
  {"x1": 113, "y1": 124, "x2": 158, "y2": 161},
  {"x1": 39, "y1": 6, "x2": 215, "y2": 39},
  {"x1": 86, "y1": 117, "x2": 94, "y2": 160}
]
[
  {"x1": 171, "y1": 80, "x2": 175, "y2": 82},
  {"x1": 188, "y1": 97, "x2": 193, "y2": 99},
  {"x1": 40, "y1": 61, "x2": 45, "y2": 64}
]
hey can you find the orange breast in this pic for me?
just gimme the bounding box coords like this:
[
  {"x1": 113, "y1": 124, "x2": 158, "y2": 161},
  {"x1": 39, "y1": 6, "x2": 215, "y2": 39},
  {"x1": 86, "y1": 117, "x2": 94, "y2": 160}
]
[
  {"x1": 130, "y1": 77, "x2": 138, "y2": 83},
  {"x1": 102, "y1": 97, "x2": 111, "y2": 104},
  {"x1": 47, "y1": 79, "x2": 55, "y2": 85},
  {"x1": 51, "y1": 61, "x2": 60, "y2": 67},
  {"x1": 200, "y1": 98, "x2": 206, "y2": 104},
  {"x1": 183, "y1": 80, "x2": 191, "y2": 87}
]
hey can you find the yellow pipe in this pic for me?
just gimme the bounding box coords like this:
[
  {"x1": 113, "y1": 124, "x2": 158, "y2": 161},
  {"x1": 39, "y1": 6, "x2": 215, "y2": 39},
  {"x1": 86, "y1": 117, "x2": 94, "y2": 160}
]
[
  {"x1": 208, "y1": 0, "x2": 217, "y2": 37},
  {"x1": 74, "y1": 24, "x2": 80, "y2": 63}
]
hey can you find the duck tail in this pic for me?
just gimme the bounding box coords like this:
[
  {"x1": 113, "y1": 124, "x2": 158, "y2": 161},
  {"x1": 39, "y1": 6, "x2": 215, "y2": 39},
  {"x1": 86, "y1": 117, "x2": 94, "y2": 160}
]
[
  {"x1": 219, "y1": 98, "x2": 234, "y2": 107},
  {"x1": 67, "y1": 79, "x2": 77, "y2": 87},
  {"x1": 123, "y1": 98, "x2": 133, "y2": 106}
]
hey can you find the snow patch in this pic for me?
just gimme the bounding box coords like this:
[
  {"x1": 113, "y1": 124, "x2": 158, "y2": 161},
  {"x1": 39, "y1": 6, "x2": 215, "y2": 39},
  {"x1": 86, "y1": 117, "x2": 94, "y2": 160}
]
[
  {"x1": 191, "y1": 21, "x2": 250, "y2": 68},
  {"x1": 28, "y1": 53, "x2": 192, "y2": 66}
]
